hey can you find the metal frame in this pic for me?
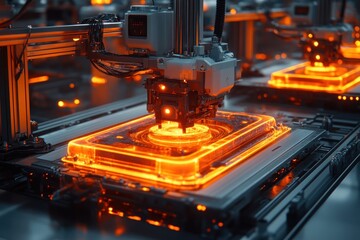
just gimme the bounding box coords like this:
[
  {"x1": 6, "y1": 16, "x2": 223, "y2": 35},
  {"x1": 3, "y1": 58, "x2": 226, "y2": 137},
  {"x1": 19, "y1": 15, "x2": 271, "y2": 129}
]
[{"x1": 0, "y1": 22, "x2": 122, "y2": 146}]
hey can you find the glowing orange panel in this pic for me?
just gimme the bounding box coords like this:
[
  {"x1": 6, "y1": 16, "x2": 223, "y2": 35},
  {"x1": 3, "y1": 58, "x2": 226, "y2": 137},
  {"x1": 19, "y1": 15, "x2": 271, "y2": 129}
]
[
  {"x1": 62, "y1": 111, "x2": 290, "y2": 189},
  {"x1": 269, "y1": 62, "x2": 360, "y2": 93}
]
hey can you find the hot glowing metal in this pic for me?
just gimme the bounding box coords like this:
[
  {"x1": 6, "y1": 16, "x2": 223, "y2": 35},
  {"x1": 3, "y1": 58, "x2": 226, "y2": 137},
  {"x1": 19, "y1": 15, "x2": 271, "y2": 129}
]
[
  {"x1": 62, "y1": 111, "x2": 290, "y2": 189},
  {"x1": 269, "y1": 62, "x2": 360, "y2": 93}
]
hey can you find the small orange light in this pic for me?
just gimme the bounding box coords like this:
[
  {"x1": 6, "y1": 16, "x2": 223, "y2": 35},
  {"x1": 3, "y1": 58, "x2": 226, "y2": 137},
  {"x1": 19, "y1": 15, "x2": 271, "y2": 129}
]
[
  {"x1": 355, "y1": 26, "x2": 360, "y2": 32},
  {"x1": 356, "y1": 33, "x2": 360, "y2": 38},
  {"x1": 74, "y1": 99, "x2": 80, "y2": 105},
  {"x1": 58, "y1": 100, "x2": 65, "y2": 107},
  {"x1": 315, "y1": 55, "x2": 321, "y2": 60},
  {"x1": 141, "y1": 187, "x2": 150, "y2": 192},
  {"x1": 356, "y1": 97, "x2": 359, "y2": 101},
  {"x1": 164, "y1": 108, "x2": 171, "y2": 115},
  {"x1": 313, "y1": 41, "x2": 319, "y2": 47},
  {"x1": 307, "y1": 47, "x2": 312, "y2": 52},
  {"x1": 108, "y1": 207, "x2": 113, "y2": 212},
  {"x1": 128, "y1": 216, "x2": 141, "y2": 221},
  {"x1": 350, "y1": 96, "x2": 354, "y2": 101},
  {"x1": 29, "y1": 75, "x2": 49, "y2": 84},
  {"x1": 342, "y1": 96, "x2": 347, "y2": 100},
  {"x1": 281, "y1": 53, "x2": 287, "y2": 59},
  {"x1": 308, "y1": 33, "x2": 313, "y2": 38},
  {"x1": 196, "y1": 204, "x2": 207, "y2": 212},
  {"x1": 230, "y1": 8, "x2": 237, "y2": 15},
  {"x1": 355, "y1": 40, "x2": 360, "y2": 47},
  {"x1": 338, "y1": 95, "x2": 342, "y2": 100},
  {"x1": 218, "y1": 222, "x2": 224, "y2": 227},
  {"x1": 69, "y1": 83, "x2": 75, "y2": 89},
  {"x1": 147, "y1": 220, "x2": 161, "y2": 226},
  {"x1": 91, "y1": 76, "x2": 107, "y2": 85},
  {"x1": 159, "y1": 84, "x2": 166, "y2": 91},
  {"x1": 168, "y1": 225, "x2": 180, "y2": 231}
]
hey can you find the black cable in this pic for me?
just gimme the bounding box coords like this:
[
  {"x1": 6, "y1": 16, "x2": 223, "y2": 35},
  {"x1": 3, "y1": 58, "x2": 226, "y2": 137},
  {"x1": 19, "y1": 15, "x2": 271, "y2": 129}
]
[
  {"x1": 213, "y1": 0, "x2": 226, "y2": 41},
  {"x1": 15, "y1": 26, "x2": 31, "y2": 81},
  {"x1": 339, "y1": 0, "x2": 347, "y2": 23},
  {"x1": 0, "y1": 0, "x2": 33, "y2": 28}
]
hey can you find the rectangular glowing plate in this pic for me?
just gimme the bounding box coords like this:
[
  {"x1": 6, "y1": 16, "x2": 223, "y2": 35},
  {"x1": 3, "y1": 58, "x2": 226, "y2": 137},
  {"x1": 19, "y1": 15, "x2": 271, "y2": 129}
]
[
  {"x1": 269, "y1": 62, "x2": 360, "y2": 93},
  {"x1": 62, "y1": 111, "x2": 290, "y2": 189}
]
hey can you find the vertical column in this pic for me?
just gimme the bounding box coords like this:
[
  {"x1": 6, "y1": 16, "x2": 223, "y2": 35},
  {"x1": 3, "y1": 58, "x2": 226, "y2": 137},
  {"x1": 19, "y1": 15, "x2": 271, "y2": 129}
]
[
  {"x1": 174, "y1": 0, "x2": 203, "y2": 55},
  {"x1": 0, "y1": 45, "x2": 31, "y2": 144}
]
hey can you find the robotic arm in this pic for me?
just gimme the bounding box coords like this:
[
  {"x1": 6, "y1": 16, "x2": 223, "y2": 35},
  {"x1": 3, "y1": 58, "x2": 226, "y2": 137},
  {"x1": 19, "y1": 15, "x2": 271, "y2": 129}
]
[{"x1": 84, "y1": 0, "x2": 237, "y2": 132}]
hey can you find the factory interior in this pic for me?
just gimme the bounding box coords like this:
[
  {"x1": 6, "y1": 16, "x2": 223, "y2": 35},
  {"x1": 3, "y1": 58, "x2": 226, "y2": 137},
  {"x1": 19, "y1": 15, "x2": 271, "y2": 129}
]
[{"x1": 0, "y1": 0, "x2": 360, "y2": 239}]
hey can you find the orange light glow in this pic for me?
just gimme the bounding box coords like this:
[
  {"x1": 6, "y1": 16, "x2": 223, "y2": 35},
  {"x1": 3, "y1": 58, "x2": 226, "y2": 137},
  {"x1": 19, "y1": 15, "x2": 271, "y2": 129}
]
[
  {"x1": 230, "y1": 8, "x2": 237, "y2": 15},
  {"x1": 168, "y1": 225, "x2": 180, "y2": 232},
  {"x1": 313, "y1": 41, "x2": 319, "y2": 47},
  {"x1": 308, "y1": 33, "x2": 313, "y2": 38},
  {"x1": 91, "y1": 76, "x2": 107, "y2": 85},
  {"x1": 338, "y1": 95, "x2": 342, "y2": 100},
  {"x1": 69, "y1": 83, "x2": 75, "y2": 89},
  {"x1": 159, "y1": 84, "x2": 166, "y2": 91},
  {"x1": 72, "y1": 38, "x2": 80, "y2": 42},
  {"x1": 58, "y1": 100, "x2": 65, "y2": 107},
  {"x1": 356, "y1": 40, "x2": 360, "y2": 47},
  {"x1": 355, "y1": 26, "x2": 360, "y2": 32},
  {"x1": 218, "y1": 222, "x2": 224, "y2": 227},
  {"x1": 146, "y1": 220, "x2": 161, "y2": 226},
  {"x1": 128, "y1": 216, "x2": 141, "y2": 221},
  {"x1": 164, "y1": 108, "x2": 171, "y2": 115},
  {"x1": 29, "y1": 75, "x2": 49, "y2": 84},
  {"x1": 62, "y1": 112, "x2": 290, "y2": 189},
  {"x1": 196, "y1": 204, "x2": 207, "y2": 212},
  {"x1": 74, "y1": 99, "x2": 80, "y2": 105},
  {"x1": 315, "y1": 54, "x2": 321, "y2": 60},
  {"x1": 342, "y1": 96, "x2": 347, "y2": 100},
  {"x1": 269, "y1": 62, "x2": 360, "y2": 93},
  {"x1": 203, "y1": 2, "x2": 209, "y2": 12},
  {"x1": 91, "y1": 0, "x2": 112, "y2": 5},
  {"x1": 255, "y1": 53, "x2": 267, "y2": 60}
]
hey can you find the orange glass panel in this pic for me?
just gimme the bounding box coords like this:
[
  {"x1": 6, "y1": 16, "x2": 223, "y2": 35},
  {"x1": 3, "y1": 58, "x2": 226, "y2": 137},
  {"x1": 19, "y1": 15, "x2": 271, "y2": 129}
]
[
  {"x1": 269, "y1": 62, "x2": 360, "y2": 93},
  {"x1": 62, "y1": 111, "x2": 290, "y2": 189}
]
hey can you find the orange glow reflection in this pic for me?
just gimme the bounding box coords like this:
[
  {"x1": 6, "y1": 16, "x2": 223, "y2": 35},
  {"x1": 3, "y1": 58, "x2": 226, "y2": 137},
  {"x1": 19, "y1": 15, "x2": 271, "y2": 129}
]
[
  {"x1": 269, "y1": 62, "x2": 360, "y2": 93},
  {"x1": 62, "y1": 111, "x2": 290, "y2": 189},
  {"x1": 91, "y1": 0, "x2": 112, "y2": 5},
  {"x1": 29, "y1": 75, "x2": 49, "y2": 84},
  {"x1": 91, "y1": 76, "x2": 107, "y2": 85}
]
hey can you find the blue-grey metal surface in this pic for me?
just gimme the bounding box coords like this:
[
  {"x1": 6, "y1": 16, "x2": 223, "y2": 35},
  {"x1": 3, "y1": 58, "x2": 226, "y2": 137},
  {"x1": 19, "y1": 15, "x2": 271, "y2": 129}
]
[{"x1": 295, "y1": 162, "x2": 360, "y2": 240}]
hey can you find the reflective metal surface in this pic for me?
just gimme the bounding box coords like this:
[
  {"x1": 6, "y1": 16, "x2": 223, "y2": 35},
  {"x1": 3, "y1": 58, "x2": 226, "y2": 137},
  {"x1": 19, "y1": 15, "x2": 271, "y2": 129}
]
[{"x1": 295, "y1": 162, "x2": 360, "y2": 240}]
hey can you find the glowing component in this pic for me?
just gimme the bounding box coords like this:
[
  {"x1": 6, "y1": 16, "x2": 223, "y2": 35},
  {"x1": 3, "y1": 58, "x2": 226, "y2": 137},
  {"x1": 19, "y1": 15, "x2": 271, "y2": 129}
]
[
  {"x1": 315, "y1": 54, "x2": 321, "y2": 60},
  {"x1": 128, "y1": 216, "x2": 141, "y2": 221},
  {"x1": 91, "y1": 0, "x2": 112, "y2": 5},
  {"x1": 148, "y1": 122, "x2": 212, "y2": 148},
  {"x1": 196, "y1": 204, "x2": 207, "y2": 212},
  {"x1": 308, "y1": 33, "x2": 313, "y2": 38},
  {"x1": 159, "y1": 84, "x2": 166, "y2": 91},
  {"x1": 91, "y1": 76, "x2": 107, "y2": 85},
  {"x1": 313, "y1": 41, "x2": 319, "y2": 47},
  {"x1": 350, "y1": 97, "x2": 354, "y2": 101},
  {"x1": 230, "y1": 8, "x2": 237, "y2": 15},
  {"x1": 168, "y1": 225, "x2": 180, "y2": 231},
  {"x1": 342, "y1": 96, "x2": 347, "y2": 100},
  {"x1": 72, "y1": 38, "x2": 80, "y2": 42},
  {"x1": 147, "y1": 220, "x2": 161, "y2": 226},
  {"x1": 338, "y1": 95, "x2": 342, "y2": 100},
  {"x1": 356, "y1": 41, "x2": 360, "y2": 47},
  {"x1": 357, "y1": 97, "x2": 360, "y2": 101},
  {"x1": 164, "y1": 108, "x2": 171, "y2": 115},
  {"x1": 62, "y1": 111, "x2": 290, "y2": 189},
  {"x1": 69, "y1": 83, "x2": 75, "y2": 89},
  {"x1": 74, "y1": 99, "x2": 80, "y2": 105},
  {"x1": 29, "y1": 75, "x2": 49, "y2": 84},
  {"x1": 269, "y1": 62, "x2": 360, "y2": 93},
  {"x1": 58, "y1": 101, "x2": 65, "y2": 107}
]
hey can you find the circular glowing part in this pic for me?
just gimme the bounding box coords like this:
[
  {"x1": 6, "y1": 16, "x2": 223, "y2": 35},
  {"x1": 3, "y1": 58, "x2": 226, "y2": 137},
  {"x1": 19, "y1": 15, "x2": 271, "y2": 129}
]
[
  {"x1": 148, "y1": 122, "x2": 212, "y2": 147},
  {"x1": 74, "y1": 99, "x2": 80, "y2": 105},
  {"x1": 313, "y1": 41, "x2": 319, "y2": 47},
  {"x1": 159, "y1": 84, "x2": 166, "y2": 91},
  {"x1": 164, "y1": 108, "x2": 171, "y2": 114},
  {"x1": 308, "y1": 33, "x2": 313, "y2": 38},
  {"x1": 315, "y1": 54, "x2": 321, "y2": 60},
  {"x1": 58, "y1": 100, "x2": 65, "y2": 107}
]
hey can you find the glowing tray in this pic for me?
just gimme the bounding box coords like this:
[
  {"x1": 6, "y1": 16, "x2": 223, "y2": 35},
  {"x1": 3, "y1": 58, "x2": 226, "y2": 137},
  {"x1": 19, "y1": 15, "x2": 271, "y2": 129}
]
[
  {"x1": 269, "y1": 62, "x2": 360, "y2": 93},
  {"x1": 62, "y1": 111, "x2": 290, "y2": 189}
]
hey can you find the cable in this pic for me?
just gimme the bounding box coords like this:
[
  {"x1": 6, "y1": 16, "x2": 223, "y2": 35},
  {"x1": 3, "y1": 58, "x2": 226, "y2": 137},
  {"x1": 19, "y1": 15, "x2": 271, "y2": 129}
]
[
  {"x1": 82, "y1": 13, "x2": 146, "y2": 78},
  {"x1": 213, "y1": 0, "x2": 226, "y2": 41},
  {"x1": 0, "y1": 0, "x2": 33, "y2": 28},
  {"x1": 339, "y1": 0, "x2": 347, "y2": 23},
  {"x1": 15, "y1": 25, "x2": 31, "y2": 81}
]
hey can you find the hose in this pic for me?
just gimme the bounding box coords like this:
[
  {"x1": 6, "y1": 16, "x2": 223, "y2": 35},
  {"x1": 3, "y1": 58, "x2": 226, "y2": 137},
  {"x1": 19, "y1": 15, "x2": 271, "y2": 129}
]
[{"x1": 213, "y1": 0, "x2": 226, "y2": 41}]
